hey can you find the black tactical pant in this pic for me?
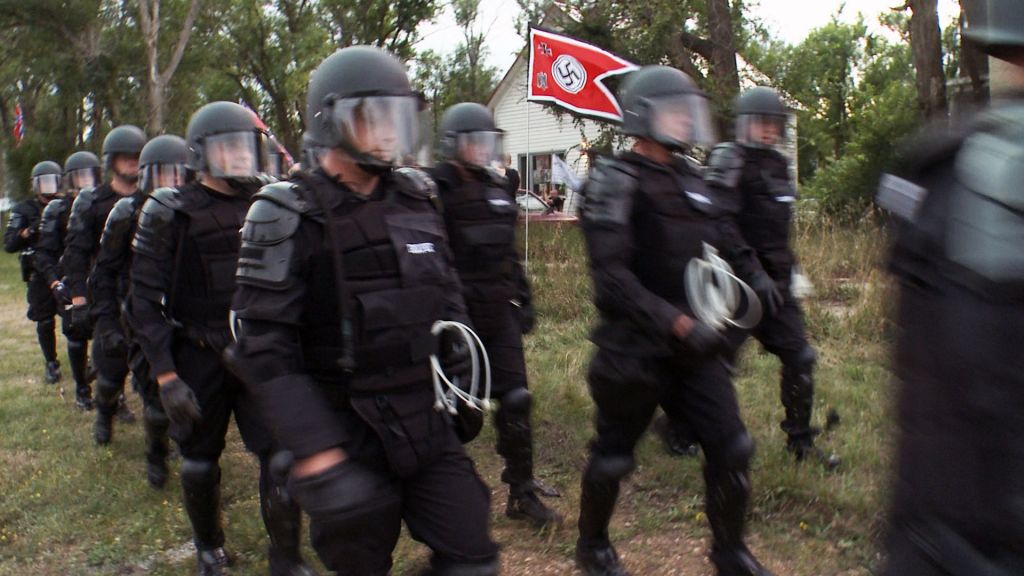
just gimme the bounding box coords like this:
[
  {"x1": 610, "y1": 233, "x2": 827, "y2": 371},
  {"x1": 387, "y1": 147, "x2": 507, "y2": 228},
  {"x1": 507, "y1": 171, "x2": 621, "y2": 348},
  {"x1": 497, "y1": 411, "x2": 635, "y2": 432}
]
[
  {"x1": 579, "y1": 349, "x2": 752, "y2": 550},
  {"x1": 664, "y1": 293, "x2": 816, "y2": 443},
  {"x1": 25, "y1": 274, "x2": 58, "y2": 363},
  {"x1": 308, "y1": 416, "x2": 499, "y2": 576},
  {"x1": 92, "y1": 324, "x2": 131, "y2": 417},
  {"x1": 466, "y1": 299, "x2": 535, "y2": 487}
]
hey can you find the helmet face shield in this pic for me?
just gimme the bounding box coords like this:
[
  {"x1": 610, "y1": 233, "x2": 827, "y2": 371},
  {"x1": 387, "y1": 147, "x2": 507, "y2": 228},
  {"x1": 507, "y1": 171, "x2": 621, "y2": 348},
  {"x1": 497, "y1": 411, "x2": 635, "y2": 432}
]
[
  {"x1": 204, "y1": 131, "x2": 268, "y2": 179},
  {"x1": 455, "y1": 131, "x2": 504, "y2": 170},
  {"x1": 142, "y1": 163, "x2": 188, "y2": 192},
  {"x1": 328, "y1": 95, "x2": 421, "y2": 166},
  {"x1": 647, "y1": 94, "x2": 716, "y2": 150},
  {"x1": 33, "y1": 174, "x2": 61, "y2": 197},
  {"x1": 68, "y1": 168, "x2": 97, "y2": 191},
  {"x1": 736, "y1": 114, "x2": 788, "y2": 149}
]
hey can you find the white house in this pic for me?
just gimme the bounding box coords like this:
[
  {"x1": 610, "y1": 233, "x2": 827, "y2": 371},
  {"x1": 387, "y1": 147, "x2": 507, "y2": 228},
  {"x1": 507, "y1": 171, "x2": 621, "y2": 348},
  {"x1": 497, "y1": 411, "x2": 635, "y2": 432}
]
[{"x1": 488, "y1": 50, "x2": 612, "y2": 214}]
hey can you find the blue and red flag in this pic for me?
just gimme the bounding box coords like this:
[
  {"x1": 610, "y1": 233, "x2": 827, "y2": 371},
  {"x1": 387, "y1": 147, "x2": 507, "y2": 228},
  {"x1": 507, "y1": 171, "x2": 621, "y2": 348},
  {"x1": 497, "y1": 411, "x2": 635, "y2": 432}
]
[{"x1": 12, "y1": 104, "x2": 24, "y2": 146}]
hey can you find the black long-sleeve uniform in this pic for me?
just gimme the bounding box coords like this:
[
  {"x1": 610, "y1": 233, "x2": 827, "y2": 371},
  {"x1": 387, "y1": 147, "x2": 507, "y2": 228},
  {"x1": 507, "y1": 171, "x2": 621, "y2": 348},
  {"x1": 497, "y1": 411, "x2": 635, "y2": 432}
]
[{"x1": 4, "y1": 197, "x2": 58, "y2": 363}]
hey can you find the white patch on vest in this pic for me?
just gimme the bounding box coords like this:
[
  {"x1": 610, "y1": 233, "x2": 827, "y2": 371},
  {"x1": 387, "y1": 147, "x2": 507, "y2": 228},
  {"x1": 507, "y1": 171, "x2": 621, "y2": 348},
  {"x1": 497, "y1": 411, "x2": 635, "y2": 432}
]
[
  {"x1": 407, "y1": 242, "x2": 436, "y2": 254},
  {"x1": 876, "y1": 173, "x2": 926, "y2": 221},
  {"x1": 488, "y1": 198, "x2": 512, "y2": 207},
  {"x1": 685, "y1": 190, "x2": 712, "y2": 205},
  {"x1": 775, "y1": 195, "x2": 796, "y2": 203}
]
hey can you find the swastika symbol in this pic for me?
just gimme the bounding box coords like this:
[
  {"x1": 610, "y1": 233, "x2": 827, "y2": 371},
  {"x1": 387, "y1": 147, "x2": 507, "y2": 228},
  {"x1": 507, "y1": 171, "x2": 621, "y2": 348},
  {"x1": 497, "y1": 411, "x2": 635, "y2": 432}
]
[{"x1": 552, "y1": 55, "x2": 587, "y2": 94}]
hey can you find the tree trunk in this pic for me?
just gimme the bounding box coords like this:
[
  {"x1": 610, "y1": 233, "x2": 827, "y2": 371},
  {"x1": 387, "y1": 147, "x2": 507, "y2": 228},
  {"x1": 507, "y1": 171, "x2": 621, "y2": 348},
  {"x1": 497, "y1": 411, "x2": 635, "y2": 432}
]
[
  {"x1": 138, "y1": 0, "x2": 201, "y2": 134},
  {"x1": 907, "y1": 0, "x2": 948, "y2": 118},
  {"x1": 706, "y1": 0, "x2": 740, "y2": 105},
  {"x1": 959, "y1": 0, "x2": 989, "y2": 104}
]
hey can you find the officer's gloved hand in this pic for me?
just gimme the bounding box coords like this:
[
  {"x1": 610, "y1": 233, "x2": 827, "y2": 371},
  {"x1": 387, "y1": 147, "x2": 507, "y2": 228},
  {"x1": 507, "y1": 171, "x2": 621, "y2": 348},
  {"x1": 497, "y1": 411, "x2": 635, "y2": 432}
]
[
  {"x1": 67, "y1": 303, "x2": 93, "y2": 340},
  {"x1": 672, "y1": 315, "x2": 727, "y2": 360},
  {"x1": 750, "y1": 274, "x2": 783, "y2": 318},
  {"x1": 159, "y1": 377, "x2": 201, "y2": 431},
  {"x1": 512, "y1": 299, "x2": 535, "y2": 335},
  {"x1": 287, "y1": 459, "x2": 395, "y2": 522},
  {"x1": 439, "y1": 330, "x2": 473, "y2": 385},
  {"x1": 50, "y1": 281, "x2": 71, "y2": 306}
]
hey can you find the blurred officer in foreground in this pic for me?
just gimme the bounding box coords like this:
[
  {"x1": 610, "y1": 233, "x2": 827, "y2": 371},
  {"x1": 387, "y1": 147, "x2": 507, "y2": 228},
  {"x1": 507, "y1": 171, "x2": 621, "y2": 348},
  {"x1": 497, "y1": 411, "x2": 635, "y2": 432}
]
[
  {"x1": 431, "y1": 102, "x2": 561, "y2": 529},
  {"x1": 878, "y1": 1, "x2": 1024, "y2": 574},
  {"x1": 129, "y1": 102, "x2": 312, "y2": 576},
  {"x1": 575, "y1": 65, "x2": 777, "y2": 576},
  {"x1": 231, "y1": 46, "x2": 499, "y2": 575},
  {"x1": 35, "y1": 151, "x2": 102, "y2": 408},
  {"x1": 90, "y1": 135, "x2": 191, "y2": 484},
  {"x1": 4, "y1": 160, "x2": 63, "y2": 384},
  {"x1": 658, "y1": 87, "x2": 838, "y2": 468}
]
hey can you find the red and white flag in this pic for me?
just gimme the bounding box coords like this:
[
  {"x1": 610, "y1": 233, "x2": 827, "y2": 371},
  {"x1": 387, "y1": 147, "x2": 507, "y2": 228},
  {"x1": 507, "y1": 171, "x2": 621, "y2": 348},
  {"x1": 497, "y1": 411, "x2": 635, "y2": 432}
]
[
  {"x1": 12, "y1": 104, "x2": 24, "y2": 146},
  {"x1": 527, "y1": 26, "x2": 638, "y2": 121}
]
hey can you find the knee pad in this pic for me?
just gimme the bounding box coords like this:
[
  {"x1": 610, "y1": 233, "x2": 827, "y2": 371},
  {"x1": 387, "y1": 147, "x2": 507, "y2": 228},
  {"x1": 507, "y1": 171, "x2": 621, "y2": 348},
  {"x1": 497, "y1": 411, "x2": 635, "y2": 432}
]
[
  {"x1": 587, "y1": 453, "x2": 635, "y2": 483},
  {"x1": 269, "y1": 451, "x2": 295, "y2": 485},
  {"x1": 783, "y1": 346, "x2": 817, "y2": 373},
  {"x1": 720, "y1": 432, "x2": 755, "y2": 472},
  {"x1": 181, "y1": 459, "x2": 220, "y2": 490},
  {"x1": 143, "y1": 405, "x2": 169, "y2": 428},
  {"x1": 67, "y1": 338, "x2": 86, "y2": 352},
  {"x1": 499, "y1": 388, "x2": 531, "y2": 416},
  {"x1": 38, "y1": 318, "x2": 56, "y2": 331}
]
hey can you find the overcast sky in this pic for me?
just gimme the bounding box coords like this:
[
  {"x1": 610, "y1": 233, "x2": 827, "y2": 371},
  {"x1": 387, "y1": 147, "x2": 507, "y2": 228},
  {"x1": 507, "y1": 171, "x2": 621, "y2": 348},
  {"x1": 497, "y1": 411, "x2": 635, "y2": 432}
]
[{"x1": 416, "y1": 0, "x2": 962, "y2": 73}]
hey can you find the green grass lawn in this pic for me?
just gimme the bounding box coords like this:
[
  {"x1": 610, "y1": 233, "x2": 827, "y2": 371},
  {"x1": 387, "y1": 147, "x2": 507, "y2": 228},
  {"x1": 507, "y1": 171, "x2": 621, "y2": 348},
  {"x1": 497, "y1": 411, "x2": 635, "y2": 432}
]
[{"x1": 0, "y1": 217, "x2": 895, "y2": 575}]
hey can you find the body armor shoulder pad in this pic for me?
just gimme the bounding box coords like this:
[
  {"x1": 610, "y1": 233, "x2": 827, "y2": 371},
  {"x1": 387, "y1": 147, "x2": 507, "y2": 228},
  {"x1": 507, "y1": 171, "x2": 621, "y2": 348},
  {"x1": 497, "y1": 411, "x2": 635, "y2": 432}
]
[
  {"x1": 253, "y1": 181, "x2": 314, "y2": 215},
  {"x1": 393, "y1": 167, "x2": 439, "y2": 202},
  {"x1": 705, "y1": 143, "x2": 745, "y2": 190},
  {"x1": 70, "y1": 187, "x2": 96, "y2": 216},
  {"x1": 580, "y1": 157, "x2": 638, "y2": 225},
  {"x1": 40, "y1": 198, "x2": 66, "y2": 232},
  {"x1": 132, "y1": 188, "x2": 182, "y2": 258},
  {"x1": 956, "y1": 107, "x2": 1024, "y2": 212},
  {"x1": 101, "y1": 196, "x2": 140, "y2": 254},
  {"x1": 241, "y1": 197, "x2": 301, "y2": 246}
]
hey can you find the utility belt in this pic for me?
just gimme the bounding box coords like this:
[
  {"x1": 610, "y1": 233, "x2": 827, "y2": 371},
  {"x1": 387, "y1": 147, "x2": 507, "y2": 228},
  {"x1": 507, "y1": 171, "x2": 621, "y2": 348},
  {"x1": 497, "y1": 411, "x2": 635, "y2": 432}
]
[
  {"x1": 173, "y1": 323, "x2": 232, "y2": 351},
  {"x1": 306, "y1": 330, "x2": 436, "y2": 375}
]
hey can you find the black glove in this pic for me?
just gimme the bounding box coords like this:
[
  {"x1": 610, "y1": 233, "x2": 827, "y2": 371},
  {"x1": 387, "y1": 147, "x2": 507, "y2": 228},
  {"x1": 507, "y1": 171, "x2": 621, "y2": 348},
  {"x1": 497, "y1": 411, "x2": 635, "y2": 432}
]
[
  {"x1": 67, "y1": 303, "x2": 93, "y2": 341},
  {"x1": 751, "y1": 274, "x2": 783, "y2": 318},
  {"x1": 51, "y1": 281, "x2": 71, "y2": 306},
  {"x1": 675, "y1": 321, "x2": 727, "y2": 360},
  {"x1": 97, "y1": 326, "x2": 128, "y2": 358},
  {"x1": 287, "y1": 459, "x2": 398, "y2": 522},
  {"x1": 439, "y1": 330, "x2": 472, "y2": 384},
  {"x1": 512, "y1": 299, "x2": 535, "y2": 335},
  {"x1": 159, "y1": 377, "x2": 201, "y2": 432}
]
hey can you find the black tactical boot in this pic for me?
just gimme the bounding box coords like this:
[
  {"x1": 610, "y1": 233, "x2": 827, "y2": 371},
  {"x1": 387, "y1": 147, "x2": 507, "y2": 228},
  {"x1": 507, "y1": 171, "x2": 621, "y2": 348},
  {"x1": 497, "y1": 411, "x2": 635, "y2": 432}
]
[
  {"x1": 704, "y1": 465, "x2": 774, "y2": 576},
  {"x1": 710, "y1": 544, "x2": 775, "y2": 576},
  {"x1": 116, "y1": 393, "x2": 137, "y2": 423},
  {"x1": 93, "y1": 411, "x2": 113, "y2": 445},
  {"x1": 653, "y1": 414, "x2": 699, "y2": 457},
  {"x1": 261, "y1": 453, "x2": 318, "y2": 576},
  {"x1": 786, "y1": 434, "x2": 841, "y2": 469},
  {"x1": 44, "y1": 360, "x2": 61, "y2": 384},
  {"x1": 75, "y1": 392, "x2": 94, "y2": 411},
  {"x1": 506, "y1": 483, "x2": 562, "y2": 528},
  {"x1": 93, "y1": 377, "x2": 120, "y2": 444},
  {"x1": 144, "y1": 408, "x2": 170, "y2": 488},
  {"x1": 196, "y1": 547, "x2": 231, "y2": 576},
  {"x1": 575, "y1": 540, "x2": 631, "y2": 576}
]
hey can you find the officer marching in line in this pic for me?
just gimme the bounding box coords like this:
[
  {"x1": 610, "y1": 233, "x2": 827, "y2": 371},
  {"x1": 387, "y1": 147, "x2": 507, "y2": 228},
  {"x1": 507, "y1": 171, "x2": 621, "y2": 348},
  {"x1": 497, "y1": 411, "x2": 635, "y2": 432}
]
[
  {"x1": 62, "y1": 124, "x2": 147, "y2": 423},
  {"x1": 3, "y1": 160, "x2": 64, "y2": 384},
  {"x1": 430, "y1": 102, "x2": 562, "y2": 529},
  {"x1": 575, "y1": 65, "x2": 779, "y2": 576},
  {"x1": 89, "y1": 134, "x2": 192, "y2": 485},
  {"x1": 230, "y1": 46, "x2": 500, "y2": 575},
  {"x1": 35, "y1": 151, "x2": 103, "y2": 409},
  {"x1": 657, "y1": 86, "x2": 839, "y2": 469},
  {"x1": 878, "y1": 0, "x2": 1024, "y2": 573},
  {"x1": 128, "y1": 102, "x2": 314, "y2": 576}
]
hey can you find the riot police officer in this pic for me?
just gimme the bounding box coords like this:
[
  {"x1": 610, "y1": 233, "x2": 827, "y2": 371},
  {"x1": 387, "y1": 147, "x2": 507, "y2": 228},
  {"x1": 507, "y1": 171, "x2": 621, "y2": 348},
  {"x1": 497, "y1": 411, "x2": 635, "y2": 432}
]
[
  {"x1": 231, "y1": 46, "x2": 500, "y2": 575},
  {"x1": 878, "y1": 1, "x2": 1024, "y2": 573},
  {"x1": 129, "y1": 102, "x2": 313, "y2": 576},
  {"x1": 4, "y1": 160, "x2": 63, "y2": 384},
  {"x1": 62, "y1": 126, "x2": 146, "y2": 417},
  {"x1": 657, "y1": 87, "x2": 837, "y2": 467},
  {"x1": 35, "y1": 152, "x2": 101, "y2": 409},
  {"x1": 575, "y1": 65, "x2": 777, "y2": 576},
  {"x1": 89, "y1": 135, "x2": 191, "y2": 484},
  {"x1": 430, "y1": 102, "x2": 561, "y2": 528}
]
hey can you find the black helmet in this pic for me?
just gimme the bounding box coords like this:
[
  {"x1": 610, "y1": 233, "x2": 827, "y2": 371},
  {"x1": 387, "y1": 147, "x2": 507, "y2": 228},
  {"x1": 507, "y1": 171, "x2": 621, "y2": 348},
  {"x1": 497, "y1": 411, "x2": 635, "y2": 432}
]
[
  {"x1": 31, "y1": 160, "x2": 63, "y2": 197},
  {"x1": 963, "y1": 0, "x2": 1024, "y2": 59},
  {"x1": 619, "y1": 65, "x2": 715, "y2": 150},
  {"x1": 734, "y1": 87, "x2": 788, "y2": 149},
  {"x1": 139, "y1": 134, "x2": 191, "y2": 192},
  {"x1": 102, "y1": 125, "x2": 146, "y2": 180},
  {"x1": 439, "y1": 102, "x2": 504, "y2": 169},
  {"x1": 185, "y1": 101, "x2": 270, "y2": 182},
  {"x1": 266, "y1": 136, "x2": 292, "y2": 178},
  {"x1": 306, "y1": 46, "x2": 426, "y2": 173},
  {"x1": 63, "y1": 151, "x2": 101, "y2": 192}
]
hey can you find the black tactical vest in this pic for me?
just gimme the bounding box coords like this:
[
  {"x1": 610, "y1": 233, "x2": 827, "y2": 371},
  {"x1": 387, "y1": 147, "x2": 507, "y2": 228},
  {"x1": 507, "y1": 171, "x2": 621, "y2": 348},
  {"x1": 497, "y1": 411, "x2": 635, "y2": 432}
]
[
  {"x1": 296, "y1": 172, "x2": 454, "y2": 386},
  {"x1": 735, "y1": 147, "x2": 796, "y2": 281}
]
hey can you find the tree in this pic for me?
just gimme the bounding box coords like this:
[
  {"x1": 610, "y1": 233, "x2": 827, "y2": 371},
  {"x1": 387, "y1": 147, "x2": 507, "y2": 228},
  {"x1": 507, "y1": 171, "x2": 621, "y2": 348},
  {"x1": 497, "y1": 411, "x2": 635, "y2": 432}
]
[
  {"x1": 137, "y1": 0, "x2": 202, "y2": 134},
  {"x1": 898, "y1": 0, "x2": 948, "y2": 118},
  {"x1": 957, "y1": 0, "x2": 989, "y2": 104}
]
